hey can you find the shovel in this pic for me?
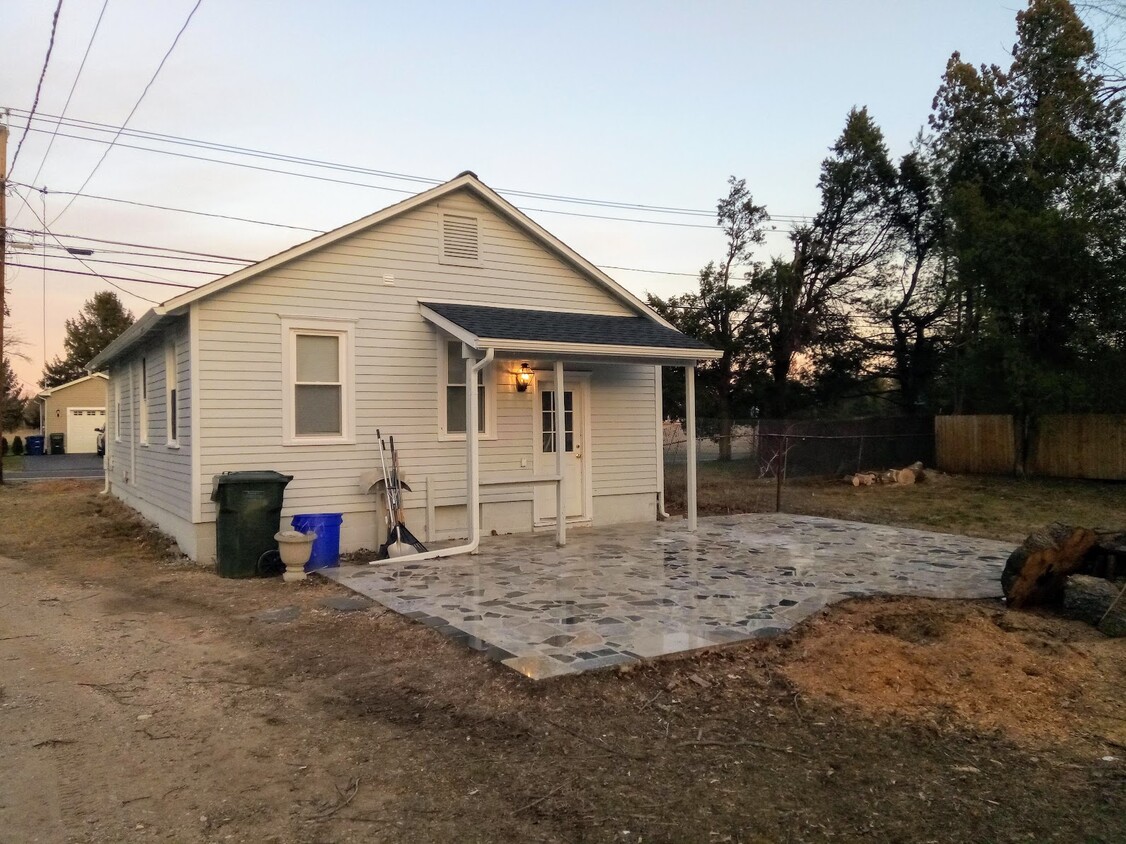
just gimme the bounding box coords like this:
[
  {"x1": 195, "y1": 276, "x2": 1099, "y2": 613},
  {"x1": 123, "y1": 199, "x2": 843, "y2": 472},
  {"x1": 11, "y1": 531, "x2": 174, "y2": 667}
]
[{"x1": 376, "y1": 433, "x2": 427, "y2": 559}]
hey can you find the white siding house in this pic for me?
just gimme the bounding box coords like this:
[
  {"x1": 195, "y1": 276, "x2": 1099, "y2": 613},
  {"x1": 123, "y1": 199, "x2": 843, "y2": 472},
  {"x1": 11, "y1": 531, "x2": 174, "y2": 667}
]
[{"x1": 89, "y1": 173, "x2": 719, "y2": 563}]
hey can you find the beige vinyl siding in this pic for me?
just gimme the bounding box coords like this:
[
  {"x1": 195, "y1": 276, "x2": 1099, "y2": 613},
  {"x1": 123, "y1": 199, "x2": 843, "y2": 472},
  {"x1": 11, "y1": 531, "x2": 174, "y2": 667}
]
[
  {"x1": 589, "y1": 364, "x2": 659, "y2": 498},
  {"x1": 41, "y1": 376, "x2": 108, "y2": 442},
  {"x1": 195, "y1": 189, "x2": 650, "y2": 530},
  {"x1": 110, "y1": 318, "x2": 193, "y2": 522}
]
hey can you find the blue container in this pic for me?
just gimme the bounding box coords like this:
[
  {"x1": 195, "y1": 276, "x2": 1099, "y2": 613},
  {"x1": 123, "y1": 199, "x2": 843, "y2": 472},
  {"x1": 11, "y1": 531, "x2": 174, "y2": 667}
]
[
  {"x1": 290, "y1": 513, "x2": 343, "y2": 570},
  {"x1": 25, "y1": 435, "x2": 45, "y2": 456}
]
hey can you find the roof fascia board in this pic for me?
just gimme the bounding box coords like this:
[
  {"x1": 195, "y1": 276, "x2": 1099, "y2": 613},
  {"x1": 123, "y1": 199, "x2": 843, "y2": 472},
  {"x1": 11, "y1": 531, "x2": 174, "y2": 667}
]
[
  {"x1": 86, "y1": 308, "x2": 167, "y2": 372},
  {"x1": 418, "y1": 304, "x2": 481, "y2": 347},
  {"x1": 481, "y1": 337, "x2": 722, "y2": 361},
  {"x1": 457, "y1": 181, "x2": 678, "y2": 331}
]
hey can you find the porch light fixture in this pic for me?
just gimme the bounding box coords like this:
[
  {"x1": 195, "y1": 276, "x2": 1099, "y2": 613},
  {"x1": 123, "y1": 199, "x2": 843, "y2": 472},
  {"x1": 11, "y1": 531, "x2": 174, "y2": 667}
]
[{"x1": 515, "y1": 362, "x2": 534, "y2": 393}]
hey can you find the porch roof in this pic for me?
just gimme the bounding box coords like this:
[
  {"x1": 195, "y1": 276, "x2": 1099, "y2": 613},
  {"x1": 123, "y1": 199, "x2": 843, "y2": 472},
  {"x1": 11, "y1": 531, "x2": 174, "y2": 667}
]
[{"x1": 419, "y1": 301, "x2": 721, "y2": 361}]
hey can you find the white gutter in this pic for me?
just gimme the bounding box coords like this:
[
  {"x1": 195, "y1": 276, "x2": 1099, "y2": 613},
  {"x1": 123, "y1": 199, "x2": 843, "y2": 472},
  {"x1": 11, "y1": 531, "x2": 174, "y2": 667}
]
[{"x1": 367, "y1": 346, "x2": 495, "y2": 565}]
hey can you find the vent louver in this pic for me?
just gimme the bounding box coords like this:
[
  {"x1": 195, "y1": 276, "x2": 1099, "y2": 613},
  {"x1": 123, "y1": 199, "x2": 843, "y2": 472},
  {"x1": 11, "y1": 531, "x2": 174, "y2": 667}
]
[{"x1": 440, "y1": 213, "x2": 481, "y2": 265}]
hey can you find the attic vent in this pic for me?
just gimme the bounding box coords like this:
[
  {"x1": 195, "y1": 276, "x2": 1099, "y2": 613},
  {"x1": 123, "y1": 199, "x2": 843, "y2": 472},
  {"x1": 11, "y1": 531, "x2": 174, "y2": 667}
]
[{"x1": 439, "y1": 212, "x2": 482, "y2": 266}]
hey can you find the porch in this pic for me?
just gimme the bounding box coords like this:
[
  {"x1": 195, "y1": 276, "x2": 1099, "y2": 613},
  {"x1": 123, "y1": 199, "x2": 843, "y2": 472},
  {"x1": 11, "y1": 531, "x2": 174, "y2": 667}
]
[{"x1": 321, "y1": 513, "x2": 1012, "y2": 680}]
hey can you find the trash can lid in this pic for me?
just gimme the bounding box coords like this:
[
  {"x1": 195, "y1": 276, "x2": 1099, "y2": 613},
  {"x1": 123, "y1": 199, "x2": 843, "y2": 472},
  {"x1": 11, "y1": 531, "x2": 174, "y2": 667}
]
[{"x1": 212, "y1": 471, "x2": 294, "y2": 485}]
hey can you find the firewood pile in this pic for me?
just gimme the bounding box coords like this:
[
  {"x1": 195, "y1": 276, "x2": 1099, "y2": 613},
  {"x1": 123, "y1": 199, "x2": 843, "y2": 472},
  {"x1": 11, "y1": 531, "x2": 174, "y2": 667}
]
[
  {"x1": 847, "y1": 461, "x2": 926, "y2": 487},
  {"x1": 1001, "y1": 523, "x2": 1126, "y2": 637}
]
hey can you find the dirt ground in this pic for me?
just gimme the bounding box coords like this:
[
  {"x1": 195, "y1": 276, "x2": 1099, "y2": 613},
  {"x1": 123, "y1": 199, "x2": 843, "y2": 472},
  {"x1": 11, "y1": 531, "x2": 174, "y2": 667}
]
[{"x1": 1, "y1": 481, "x2": 1123, "y2": 844}]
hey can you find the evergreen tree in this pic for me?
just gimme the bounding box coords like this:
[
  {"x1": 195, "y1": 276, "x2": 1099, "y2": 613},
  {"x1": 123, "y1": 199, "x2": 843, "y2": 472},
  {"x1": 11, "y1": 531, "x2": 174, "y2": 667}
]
[
  {"x1": 40, "y1": 292, "x2": 135, "y2": 388},
  {"x1": 929, "y1": 0, "x2": 1126, "y2": 449}
]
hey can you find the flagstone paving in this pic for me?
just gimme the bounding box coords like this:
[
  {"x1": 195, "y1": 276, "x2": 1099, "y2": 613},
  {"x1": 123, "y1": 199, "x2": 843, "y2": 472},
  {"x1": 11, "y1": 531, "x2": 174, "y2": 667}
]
[{"x1": 321, "y1": 514, "x2": 1012, "y2": 680}]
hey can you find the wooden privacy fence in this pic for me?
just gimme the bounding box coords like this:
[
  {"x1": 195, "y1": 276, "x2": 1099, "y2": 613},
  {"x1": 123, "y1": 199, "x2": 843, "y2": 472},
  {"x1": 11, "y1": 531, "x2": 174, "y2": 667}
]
[{"x1": 935, "y1": 415, "x2": 1126, "y2": 480}]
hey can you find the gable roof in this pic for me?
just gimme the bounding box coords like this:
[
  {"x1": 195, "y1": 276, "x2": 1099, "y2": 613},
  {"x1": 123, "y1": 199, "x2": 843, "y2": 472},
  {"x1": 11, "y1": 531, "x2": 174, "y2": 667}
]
[
  {"x1": 420, "y1": 302, "x2": 719, "y2": 361},
  {"x1": 35, "y1": 371, "x2": 108, "y2": 400},
  {"x1": 160, "y1": 171, "x2": 672, "y2": 324},
  {"x1": 89, "y1": 171, "x2": 683, "y2": 371}
]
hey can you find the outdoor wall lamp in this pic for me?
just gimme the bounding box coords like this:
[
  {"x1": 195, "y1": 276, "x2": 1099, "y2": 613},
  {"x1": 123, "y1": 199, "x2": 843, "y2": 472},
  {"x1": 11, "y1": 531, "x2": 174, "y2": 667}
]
[{"x1": 515, "y1": 362, "x2": 534, "y2": 393}]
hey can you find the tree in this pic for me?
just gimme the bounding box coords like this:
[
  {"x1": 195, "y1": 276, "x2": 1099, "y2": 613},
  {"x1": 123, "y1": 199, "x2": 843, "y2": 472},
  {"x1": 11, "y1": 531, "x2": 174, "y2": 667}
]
[
  {"x1": 929, "y1": 0, "x2": 1126, "y2": 466},
  {"x1": 648, "y1": 178, "x2": 769, "y2": 460},
  {"x1": 1, "y1": 356, "x2": 27, "y2": 433},
  {"x1": 762, "y1": 107, "x2": 900, "y2": 416},
  {"x1": 41, "y1": 292, "x2": 135, "y2": 388},
  {"x1": 853, "y1": 146, "x2": 954, "y2": 413}
]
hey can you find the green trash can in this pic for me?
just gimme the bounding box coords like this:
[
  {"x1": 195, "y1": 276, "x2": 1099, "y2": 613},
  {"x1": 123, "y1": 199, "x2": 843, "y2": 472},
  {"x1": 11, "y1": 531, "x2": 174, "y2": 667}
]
[{"x1": 210, "y1": 471, "x2": 293, "y2": 578}]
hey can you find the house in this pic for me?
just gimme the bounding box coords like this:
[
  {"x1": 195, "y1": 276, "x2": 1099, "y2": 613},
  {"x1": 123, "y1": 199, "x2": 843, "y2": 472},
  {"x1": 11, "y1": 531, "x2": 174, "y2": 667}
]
[
  {"x1": 35, "y1": 373, "x2": 109, "y2": 454},
  {"x1": 87, "y1": 172, "x2": 719, "y2": 563}
]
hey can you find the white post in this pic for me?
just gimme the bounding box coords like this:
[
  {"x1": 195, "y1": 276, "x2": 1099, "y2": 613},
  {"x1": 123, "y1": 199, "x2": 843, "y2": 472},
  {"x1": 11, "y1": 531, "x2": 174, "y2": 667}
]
[
  {"x1": 464, "y1": 345, "x2": 480, "y2": 548},
  {"x1": 686, "y1": 363, "x2": 698, "y2": 532},
  {"x1": 554, "y1": 360, "x2": 566, "y2": 547}
]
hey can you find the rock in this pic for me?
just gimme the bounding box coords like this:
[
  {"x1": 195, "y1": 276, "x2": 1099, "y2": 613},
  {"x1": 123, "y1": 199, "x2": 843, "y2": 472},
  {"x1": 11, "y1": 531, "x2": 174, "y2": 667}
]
[
  {"x1": 255, "y1": 606, "x2": 300, "y2": 623},
  {"x1": 319, "y1": 596, "x2": 373, "y2": 613}
]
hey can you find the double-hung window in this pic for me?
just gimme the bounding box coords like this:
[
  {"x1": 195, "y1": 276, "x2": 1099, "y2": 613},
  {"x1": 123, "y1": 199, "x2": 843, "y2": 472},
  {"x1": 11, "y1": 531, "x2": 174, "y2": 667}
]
[
  {"x1": 439, "y1": 338, "x2": 494, "y2": 439},
  {"x1": 165, "y1": 343, "x2": 179, "y2": 447},
  {"x1": 139, "y1": 357, "x2": 149, "y2": 445},
  {"x1": 282, "y1": 318, "x2": 355, "y2": 445}
]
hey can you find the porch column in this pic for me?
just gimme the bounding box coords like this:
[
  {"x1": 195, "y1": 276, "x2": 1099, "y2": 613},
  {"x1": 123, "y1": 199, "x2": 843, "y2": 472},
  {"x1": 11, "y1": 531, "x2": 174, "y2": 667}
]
[
  {"x1": 554, "y1": 360, "x2": 566, "y2": 547},
  {"x1": 465, "y1": 345, "x2": 481, "y2": 548},
  {"x1": 686, "y1": 363, "x2": 698, "y2": 532}
]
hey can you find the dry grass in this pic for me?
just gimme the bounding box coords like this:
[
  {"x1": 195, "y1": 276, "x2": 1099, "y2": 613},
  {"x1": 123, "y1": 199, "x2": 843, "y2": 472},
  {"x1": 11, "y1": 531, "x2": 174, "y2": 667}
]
[{"x1": 666, "y1": 460, "x2": 1126, "y2": 543}]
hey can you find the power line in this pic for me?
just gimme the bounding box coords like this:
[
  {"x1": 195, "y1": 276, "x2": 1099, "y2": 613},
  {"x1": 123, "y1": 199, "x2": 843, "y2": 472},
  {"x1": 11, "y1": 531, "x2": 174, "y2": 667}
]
[
  {"x1": 12, "y1": 187, "x2": 161, "y2": 303},
  {"x1": 8, "y1": 226, "x2": 253, "y2": 262},
  {"x1": 39, "y1": 241, "x2": 246, "y2": 266},
  {"x1": 9, "y1": 0, "x2": 65, "y2": 177},
  {"x1": 51, "y1": 0, "x2": 203, "y2": 224},
  {"x1": 4, "y1": 261, "x2": 194, "y2": 289},
  {"x1": 41, "y1": 252, "x2": 223, "y2": 276},
  {"x1": 23, "y1": 0, "x2": 110, "y2": 195},
  {"x1": 9, "y1": 109, "x2": 815, "y2": 224}
]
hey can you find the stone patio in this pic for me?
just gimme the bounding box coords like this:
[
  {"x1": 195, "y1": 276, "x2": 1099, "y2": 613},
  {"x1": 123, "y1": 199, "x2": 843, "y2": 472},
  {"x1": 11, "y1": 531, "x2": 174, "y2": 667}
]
[{"x1": 321, "y1": 514, "x2": 1012, "y2": 680}]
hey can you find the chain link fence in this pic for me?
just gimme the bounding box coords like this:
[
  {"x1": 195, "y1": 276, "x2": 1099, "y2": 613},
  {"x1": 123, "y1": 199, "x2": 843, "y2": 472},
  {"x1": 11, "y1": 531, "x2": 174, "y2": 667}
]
[{"x1": 664, "y1": 416, "x2": 935, "y2": 513}]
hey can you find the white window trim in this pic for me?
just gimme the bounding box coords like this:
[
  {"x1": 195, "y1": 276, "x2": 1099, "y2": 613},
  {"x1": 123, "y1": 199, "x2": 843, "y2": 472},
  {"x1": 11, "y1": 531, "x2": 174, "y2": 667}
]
[
  {"x1": 437, "y1": 210, "x2": 484, "y2": 268},
  {"x1": 436, "y1": 335, "x2": 496, "y2": 442},
  {"x1": 165, "y1": 342, "x2": 180, "y2": 448},
  {"x1": 281, "y1": 317, "x2": 356, "y2": 446},
  {"x1": 139, "y1": 355, "x2": 149, "y2": 446}
]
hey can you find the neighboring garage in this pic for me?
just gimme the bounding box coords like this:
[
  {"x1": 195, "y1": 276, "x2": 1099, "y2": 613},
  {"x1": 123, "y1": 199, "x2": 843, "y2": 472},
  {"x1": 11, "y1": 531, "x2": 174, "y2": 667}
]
[{"x1": 36, "y1": 373, "x2": 108, "y2": 455}]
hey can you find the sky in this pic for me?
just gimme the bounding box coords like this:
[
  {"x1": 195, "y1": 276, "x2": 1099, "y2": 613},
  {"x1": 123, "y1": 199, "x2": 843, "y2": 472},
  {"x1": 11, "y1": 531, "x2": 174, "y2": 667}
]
[{"x1": 3, "y1": 0, "x2": 1034, "y2": 391}]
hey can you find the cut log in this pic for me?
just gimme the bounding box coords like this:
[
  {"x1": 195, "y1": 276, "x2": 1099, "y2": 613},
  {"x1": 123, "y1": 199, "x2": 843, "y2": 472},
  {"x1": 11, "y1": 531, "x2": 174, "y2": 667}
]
[
  {"x1": 849, "y1": 472, "x2": 878, "y2": 486},
  {"x1": 1063, "y1": 575, "x2": 1126, "y2": 637},
  {"x1": 1001, "y1": 523, "x2": 1099, "y2": 609},
  {"x1": 895, "y1": 468, "x2": 917, "y2": 485}
]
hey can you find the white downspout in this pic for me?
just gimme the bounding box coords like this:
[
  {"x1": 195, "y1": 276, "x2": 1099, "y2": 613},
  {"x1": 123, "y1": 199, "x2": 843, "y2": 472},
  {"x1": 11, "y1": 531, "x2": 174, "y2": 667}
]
[
  {"x1": 686, "y1": 363, "x2": 698, "y2": 532},
  {"x1": 368, "y1": 346, "x2": 494, "y2": 566}
]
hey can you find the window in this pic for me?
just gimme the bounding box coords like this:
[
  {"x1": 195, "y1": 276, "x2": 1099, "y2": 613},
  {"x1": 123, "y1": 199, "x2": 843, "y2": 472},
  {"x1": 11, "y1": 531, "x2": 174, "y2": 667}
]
[
  {"x1": 139, "y1": 357, "x2": 148, "y2": 445},
  {"x1": 540, "y1": 390, "x2": 574, "y2": 453},
  {"x1": 439, "y1": 339, "x2": 495, "y2": 439},
  {"x1": 114, "y1": 376, "x2": 122, "y2": 443},
  {"x1": 281, "y1": 318, "x2": 355, "y2": 445},
  {"x1": 165, "y1": 343, "x2": 179, "y2": 447}
]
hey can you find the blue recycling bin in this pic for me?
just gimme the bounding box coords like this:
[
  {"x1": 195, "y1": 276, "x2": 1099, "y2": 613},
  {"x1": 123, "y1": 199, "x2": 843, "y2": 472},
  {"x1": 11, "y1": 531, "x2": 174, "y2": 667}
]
[
  {"x1": 290, "y1": 513, "x2": 343, "y2": 570},
  {"x1": 25, "y1": 435, "x2": 45, "y2": 456}
]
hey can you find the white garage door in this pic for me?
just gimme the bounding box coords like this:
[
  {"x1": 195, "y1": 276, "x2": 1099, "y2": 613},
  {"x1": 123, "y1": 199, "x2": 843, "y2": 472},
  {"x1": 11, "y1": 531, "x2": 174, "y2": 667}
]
[{"x1": 66, "y1": 407, "x2": 106, "y2": 454}]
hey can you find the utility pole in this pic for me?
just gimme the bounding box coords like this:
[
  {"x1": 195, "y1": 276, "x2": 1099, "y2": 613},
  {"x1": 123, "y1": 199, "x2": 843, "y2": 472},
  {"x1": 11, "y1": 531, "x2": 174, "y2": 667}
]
[{"x1": 1, "y1": 115, "x2": 8, "y2": 486}]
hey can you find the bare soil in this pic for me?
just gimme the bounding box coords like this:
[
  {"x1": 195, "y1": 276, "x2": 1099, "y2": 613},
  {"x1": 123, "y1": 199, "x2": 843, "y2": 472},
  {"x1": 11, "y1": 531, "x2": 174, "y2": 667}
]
[{"x1": 1, "y1": 481, "x2": 1123, "y2": 843}]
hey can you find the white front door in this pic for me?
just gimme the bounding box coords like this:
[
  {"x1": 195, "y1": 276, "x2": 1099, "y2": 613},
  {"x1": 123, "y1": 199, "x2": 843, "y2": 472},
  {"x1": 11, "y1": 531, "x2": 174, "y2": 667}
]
[{"x1": 534, "y1": 378, "x2": 588, "y2": 523}]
